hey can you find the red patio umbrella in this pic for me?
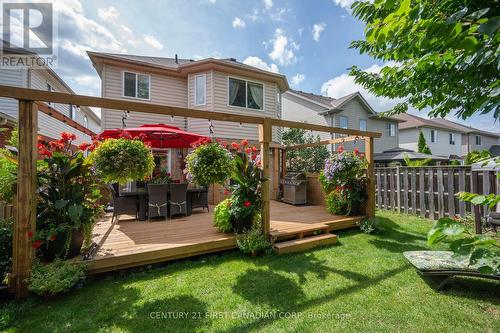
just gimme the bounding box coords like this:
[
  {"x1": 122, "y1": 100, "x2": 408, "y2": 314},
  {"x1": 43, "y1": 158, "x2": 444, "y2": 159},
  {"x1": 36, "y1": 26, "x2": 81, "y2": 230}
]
[{"x1": 98, "y1": 124, "x2": 209, "y2": 149}]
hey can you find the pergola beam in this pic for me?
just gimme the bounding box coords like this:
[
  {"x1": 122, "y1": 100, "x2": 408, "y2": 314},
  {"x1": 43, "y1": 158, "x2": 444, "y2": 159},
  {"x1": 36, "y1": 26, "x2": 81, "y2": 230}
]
[
  {"x1": 271, "y1": 118, "x2": 381, "y2": 138},
  {"x1": 286, "y1": 135, "x2": 361, "y2": 150}
]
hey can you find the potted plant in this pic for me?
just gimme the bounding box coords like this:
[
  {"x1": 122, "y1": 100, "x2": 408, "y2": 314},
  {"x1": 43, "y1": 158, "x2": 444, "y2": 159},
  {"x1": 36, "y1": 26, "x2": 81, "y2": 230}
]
[
  {"x1": 91, "y1": 137, "x2": 155, "y2": 184},
  {"x1": 149, "y1": 167, "x2": 173, "y2": 185},
  {"x1": 320, "y1": 147, "x2": 368, "y2": 216},
  {"x1": 34, "y1": 133, "x2": 103, "y2": 261},
  {"x1": 184, "y1": 138, "x2": 233, "y2": 187}
]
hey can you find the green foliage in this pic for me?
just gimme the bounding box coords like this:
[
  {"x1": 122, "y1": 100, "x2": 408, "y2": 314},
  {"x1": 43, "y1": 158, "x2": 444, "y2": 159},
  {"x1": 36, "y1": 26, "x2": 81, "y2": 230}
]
[
  {"x1": 28, "y1": 259, "x2": 86, "y2": 296},
  {"x1": 149, "y1": 168, "x2": 173, "y2": 185},
  {"x1": 229, "y1": 152, "x2": 262, "y2": 220},
  {"x1": 350, "y1": 0, "x2": 500, "y2": 120},
  {"x1": 358, "y1": 217, "x2": 383, "y2": 234},
  {"x1": 417, "y1": 131, "x2": 431, "y2": 154},
  {"x1": 236, "y1": 228, "x2": 273, "y2": 256},
  {"x1": 449, "y1": 159, "x2": 461, "y2": 166},
  {"x1": 282, "y1": 128, "x2": 330, "y2": 173},
  {"x1": 185, "y1": 141, "x2": 233, "y2": 187},
  {"x1": 457, "y1": 191, "x2": 500, "y2": 209},
  {"x1": 427, "y1": 217, "x2": 500, "y2": 274},
  {"x1": 0, "y1": 154, "x2": 16, "y2": 202},
  {"x1": 0, "y1": 217, "x2": 13, "y2": 284},
  {"x1": 213, "y1": 199, "x2": 233, "y2": 233},
  {"x1": 403, "y1": 154, "x2": 432, "y2": 166},
  {"x1": 464, "y1": 150, "x2": 492, "y2": 165},
  {"x1": 325, "y1": 189, "x2": 350, "y2": 215},
  {"x1": 91, "y1": 138, "x2": 155, "y2": 184}
]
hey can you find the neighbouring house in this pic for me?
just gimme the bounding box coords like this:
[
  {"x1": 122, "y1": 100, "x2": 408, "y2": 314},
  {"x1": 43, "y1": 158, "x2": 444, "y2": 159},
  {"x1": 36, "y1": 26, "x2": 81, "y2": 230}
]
[
  {"x1": 87, "y1": 51, "x2": 289, "y2": 188},
  {"x1": 0, "y1": 45, "x2": 100, "y2": 146},
  {"x1": 374, "y1": 147, "x2": 449, "y2": 166},
  {"x1": 281, "y1": 90, "x2": 402, "y2": 153},
  {"x1": 395, "y1": 113, "x2": 500, "y2": 158}
]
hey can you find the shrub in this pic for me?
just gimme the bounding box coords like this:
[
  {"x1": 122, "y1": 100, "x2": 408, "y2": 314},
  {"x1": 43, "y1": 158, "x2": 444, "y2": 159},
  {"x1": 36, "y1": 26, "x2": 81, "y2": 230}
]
[
  {"x1": 464, "y1": 150, "x2": 492, "y2": 165},
  {"x1": 236, "y1": 228, "x2": 273, "y2": 256},
  {"x1": 358, "y1": 218, "x2": 383, "y2": 234},
  {"x1": 0, "y1": 217, "x2": 13, "y2": 284},
  {"x1": 28, "y1": 259, "x2": 86, "y2": 296},
  {"x1": 91, "y1": 138, "x2": 155, "y2": 184},
  {"x1": 213, "y1": 199, "x2": 232, "y2": 233},
  {"x1": 0, "y1": 156, "x2": 16, "y2": 202},
  {"x1": 325, "y1": 189, "x2": 350, "y2": 215},
  {"x1": 184, "y1": 140, "x2": 233, "y2": 187}
]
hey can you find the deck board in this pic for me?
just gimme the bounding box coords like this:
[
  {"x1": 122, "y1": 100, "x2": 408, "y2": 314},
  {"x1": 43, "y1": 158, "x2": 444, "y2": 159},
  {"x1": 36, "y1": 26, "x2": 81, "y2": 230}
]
[{"x1": 84, "y1": 201, "x2": 363, "y2": 273}]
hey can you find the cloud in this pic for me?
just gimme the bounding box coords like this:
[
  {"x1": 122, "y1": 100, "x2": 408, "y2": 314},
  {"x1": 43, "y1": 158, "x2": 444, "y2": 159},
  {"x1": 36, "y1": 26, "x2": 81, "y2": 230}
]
[
  {"x1": 232, "y1": 17, "x2": 246, "y2": 28},
  {"x1": 332, "y1": 0, "x2": 357, "y2": 11},
  {"x1": 291, "y1": 74, "x2": 305, "y2": 87},
  {"x1": 243, "y1": 56, "x2": 279, "y2": 73},
  {"x1": 263, "y1": 0, "x2": 273, "y2": 10},
  {"x1": 268, "y1": 28, "x2": 299, "y2": 66},
  {"x1": 312, "y1": 23, "x2": 326, "y2": 42},
  {"x1": 321, "y1": 63, "x2": 400, "y2": 112},
  {"x1": 269, "y1": 8, "x2": 288, "y2": 22},
  {"x1": 97, "y1": 6, "x2": 118, "y2": 20},
  {"x1": 143, "y1": 35, "x2": 163, "y2": 50}
]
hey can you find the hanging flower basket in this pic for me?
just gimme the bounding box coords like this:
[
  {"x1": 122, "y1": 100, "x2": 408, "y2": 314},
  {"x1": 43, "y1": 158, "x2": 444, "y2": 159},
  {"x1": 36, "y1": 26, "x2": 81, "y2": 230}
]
[{"x1": 91, "y1": 138, "x2": 155, "y2": 184}]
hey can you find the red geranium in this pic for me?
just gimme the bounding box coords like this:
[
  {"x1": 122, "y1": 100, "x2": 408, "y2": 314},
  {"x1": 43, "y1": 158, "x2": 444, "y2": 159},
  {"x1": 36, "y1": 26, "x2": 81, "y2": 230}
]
[
  {"x1": 241, "y1": 139, "x2": 248, "y2": 147},
  {"x1": 353, "y1": 147, "x2": 359, "y2": 156},
  {"x1": 337, "y1": 145, "x2": 344, "y2": 153},
  {"x1": 26, "y1": 230, "x2": 33, "y2": 239},
  {"x1": 245, "y1": 147, "x2": 251, "y2": 154},
  {"x1": 223, "y1": 188, "x2": 231, "y2": 195},
  {"x1": 231, "y1": 142, "x2": 239, "y2": 149},
  {"x1": 243, "y1": 200, "x2": 251, "y2": 207},
  {"x1": 32, "y1": 240, "x2": 42, "y2": 249},
  {"x1": 251, "y1": 153, "x2": 257, "y2": 161},
  {"x1": 251, "y1": 146, "x2": 258, "y2": 152},
  {"x1": 78, "y1": 142, "x2": 91, "y2": 151},
  {"x1": 60, "y1": 131, "x2": 77, "y2": 142}
]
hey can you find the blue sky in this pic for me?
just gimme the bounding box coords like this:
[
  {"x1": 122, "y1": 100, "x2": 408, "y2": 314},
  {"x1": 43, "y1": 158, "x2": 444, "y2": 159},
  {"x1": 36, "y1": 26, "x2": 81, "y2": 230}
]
[{"x1": 48, "y1": 0, "x2": 498, "y2": 131}]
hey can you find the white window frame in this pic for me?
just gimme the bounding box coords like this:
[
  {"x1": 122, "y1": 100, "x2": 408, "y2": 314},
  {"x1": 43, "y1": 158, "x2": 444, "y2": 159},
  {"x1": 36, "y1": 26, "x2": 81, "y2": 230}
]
[
  {"x1": 339, "y1": 116, "x2": 348, "y2": 129},
  {"x1": 227, "y1": 76, "x2": 264, "y2": 111},
  {"x1": 431, "y1": 129, "x2": 437, "y2": 143},
  {"x1": 69, "y1": 105, "x2": 78, "y2": 121},
  {"x1": 449, "y1": 133, "x2": 456, "y2": 145},
  {"x1": 194, "y1": 74, "x2": 206, "y2": 106},
  {"x1": 359, "y1": 119, "x2": 367, "y2": 131},
  {"x1": 46, "y1": 83, "x2": 55, "y2": 106},
  {"x1": 122, "y1": 71, "x2": 151, "y2": 100},
  {"x1": 83, "y1": 115, "x2": 88, "y2": 128},
  {"x1": 386, "y1": 123, "x2": 396, "y2": 137},
  {"x1": 475, "y1": 135, "x2": 482, "y2": 145}
]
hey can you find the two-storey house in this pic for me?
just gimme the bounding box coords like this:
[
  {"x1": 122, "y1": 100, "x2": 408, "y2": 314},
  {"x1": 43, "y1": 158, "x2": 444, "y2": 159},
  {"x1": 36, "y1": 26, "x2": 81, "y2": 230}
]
[
  {"x1": 395, "y1": 113, "x2": 500, "y2": 158},
  {"x1": 0, "y1": 45, "x2": 100, "y2": 146},
  {"x1": 88, "y1": 51, "x2": 289, "y2": 181},
  {"x1": 282, "y1": 90, "x2": 401, "y2": 153}
]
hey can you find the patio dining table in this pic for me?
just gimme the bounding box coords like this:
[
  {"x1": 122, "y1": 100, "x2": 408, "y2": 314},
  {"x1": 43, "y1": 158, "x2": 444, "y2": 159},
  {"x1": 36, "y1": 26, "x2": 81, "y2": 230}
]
[{"x1": 120, "y1": 186, "x2": 208, "y2": 220}]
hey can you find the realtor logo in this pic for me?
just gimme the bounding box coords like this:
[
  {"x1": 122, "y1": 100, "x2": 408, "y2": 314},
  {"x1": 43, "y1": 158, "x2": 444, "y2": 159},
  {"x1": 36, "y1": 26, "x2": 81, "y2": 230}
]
[{"x1": 0, "y1": 1, "x2": 57, "y2": 68}]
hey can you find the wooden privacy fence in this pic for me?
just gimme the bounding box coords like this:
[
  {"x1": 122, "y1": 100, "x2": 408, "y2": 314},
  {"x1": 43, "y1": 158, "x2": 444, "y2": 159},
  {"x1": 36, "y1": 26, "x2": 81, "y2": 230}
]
[
  {"x1": 0, "y1": 201, "x2": 14, "y2": 220},
  {"x1": 375, "y1": 166, "x2": 499, "y2": 220}
]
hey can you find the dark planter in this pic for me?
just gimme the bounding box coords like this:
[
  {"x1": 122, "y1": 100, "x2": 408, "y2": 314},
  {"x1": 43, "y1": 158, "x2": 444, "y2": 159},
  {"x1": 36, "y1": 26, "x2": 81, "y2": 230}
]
[
  {"x1": 231, "y1": 214, "x2": 253, "y2": 234},
  {"x1": 41, "y1": 228, "x2": 84, "y2": 262}
]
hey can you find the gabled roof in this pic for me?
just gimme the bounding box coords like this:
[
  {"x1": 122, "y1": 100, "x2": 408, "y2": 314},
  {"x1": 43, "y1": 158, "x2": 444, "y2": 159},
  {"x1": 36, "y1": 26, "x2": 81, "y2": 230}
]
[
  {"x1": 87, "y1": 51, "x2": 289, "y2": 91},
  {"x1": 395, "y1": 113, "x2": 500, "y2": 137}
]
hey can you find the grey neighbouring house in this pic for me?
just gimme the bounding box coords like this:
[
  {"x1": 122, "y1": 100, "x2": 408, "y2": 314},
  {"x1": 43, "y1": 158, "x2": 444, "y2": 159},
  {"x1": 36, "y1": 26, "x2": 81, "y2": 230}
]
[
  {"x1": 281, "y1": 89, "x2": 402, "y2": 153},
  {"x1": 394, "y1": 113, "x2": 500, "y2": 158}
]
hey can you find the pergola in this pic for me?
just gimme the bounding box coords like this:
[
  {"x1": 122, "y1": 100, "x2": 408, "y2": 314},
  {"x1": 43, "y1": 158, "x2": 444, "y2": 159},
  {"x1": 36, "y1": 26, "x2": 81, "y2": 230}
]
[{"x1": 0, "y1": 84, "x2": 381, "y2": 299}]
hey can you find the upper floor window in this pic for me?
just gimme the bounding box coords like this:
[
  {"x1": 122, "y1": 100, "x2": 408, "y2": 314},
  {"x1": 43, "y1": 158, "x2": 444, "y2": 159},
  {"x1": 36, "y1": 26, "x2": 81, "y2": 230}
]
[
  {"x1": 386, "y1": 123, "x2": 396, "y2": 137},
  {"x1": 431, "y1": 129, "x2": 437, "y2": 143},
  {"x1": 83, "y1": 115, "x2": 88, "y2": 128},
  {"x1": 124, "y1": 71, "x2": 150, "y2": 99},
  {"x1": 339, "y1": 116, "x2": 348, "y2": 129},
  {"x1": 69, "y1": 105, "x2": 78, "y2": 120},
  {"x1": 228, "y1": 77, "x2": 263, "y2": 110},
  {"x1": 195, "y1": 74, "x2": 206, "y2": 106},
  {"x1": 475, "y1": 135, "x2": 482, "y2": 145},
  {"x1": 359, "y1": 119, "x2": 367, "y2": 131},
  {"x1": 449, "y1": 133, "x2": 456, "y2": 145}
]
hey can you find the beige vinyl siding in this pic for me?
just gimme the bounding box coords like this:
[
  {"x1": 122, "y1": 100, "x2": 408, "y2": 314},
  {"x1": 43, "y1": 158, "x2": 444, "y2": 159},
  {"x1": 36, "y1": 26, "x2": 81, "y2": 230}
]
[
  {"x1": 187, "y1": 71, "x2": 281, "y2": 142},
  {"x1": 469, "y1": 133, "x2": 499, "y2": 152},
  {"x1": 187, "y1": 71, "x2": 214, "y2": 137},
  {"x1": 101, "y1": 64, "x2": 187, "y2": 130},
  {"x1": 37, "y1": 112, "x2": 92, "y2": 144},
  {"x1": 0, "y1": 68, "x2": 27, "y2": 118},
  {"x1": 399, "y1": 127, "x2": 462, "y2": 157},
  {"x1": 30, "y1": 70, "x2": 72, "y2": 117}
]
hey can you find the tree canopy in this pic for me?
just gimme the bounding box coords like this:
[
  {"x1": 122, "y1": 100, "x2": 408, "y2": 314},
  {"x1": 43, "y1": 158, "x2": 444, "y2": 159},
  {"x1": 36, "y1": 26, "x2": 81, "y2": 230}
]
[
  {"x1": 350, "y1": 0, "x2": 500, "y2": 120},
  {"x1": 417, "y1": 130, "x2": 432, "y2": 154},
  {"x1": 282, "y1": 128, "x2": 330, "y2": 173}
]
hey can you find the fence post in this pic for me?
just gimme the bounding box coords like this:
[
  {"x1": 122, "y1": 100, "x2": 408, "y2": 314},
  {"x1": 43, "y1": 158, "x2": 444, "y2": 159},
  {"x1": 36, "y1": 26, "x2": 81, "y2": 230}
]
[
  {"x1": 428, "y1": 168, "x2": 435, "y2": 220},
  {"x1": 403, "y1": 168, "x2": 409, "y2": 214},
  {"x1": 458, "y1": 168, "x2": 466, "y2": 217},
  {"x1": 471, "y1": 171, "x2": 481, "y2": 234},
  {"x1": 448, "y1": 168, "x2": 455, "y2": 218},
  {"x1": 365, "y1": 137, "x2": 375, "y2": 218},
  {"x1": 411, "y1": 169, "x2": 417, "y2": 214},
  {"x1": 259, "y1": 118, "x2": 272, "y2": 236},
  {"x1": 419, "y1": 168, "x2": 426, "y2": 218},
  {"x1": 437, "y1": 168, "x2": 445, "y2": 218},
  {"x1": 11, "y1": 100, "x2": 38, "y2": 299},
  {"x1": 396, "y1": 166, "x2": 401, "y2": 213}
]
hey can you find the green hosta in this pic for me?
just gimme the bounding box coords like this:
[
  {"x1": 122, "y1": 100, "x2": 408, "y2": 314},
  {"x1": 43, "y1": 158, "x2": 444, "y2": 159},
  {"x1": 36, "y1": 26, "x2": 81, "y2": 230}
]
[
  {"x1": 427, "y1": 217, "x2": 500, "y2": 274},
  {"x1": 91, "y1": 138, "x2": 155, "y2": 184},
  {"x1": 185, "y1": 142, "x2": 233, "y2": 187}
]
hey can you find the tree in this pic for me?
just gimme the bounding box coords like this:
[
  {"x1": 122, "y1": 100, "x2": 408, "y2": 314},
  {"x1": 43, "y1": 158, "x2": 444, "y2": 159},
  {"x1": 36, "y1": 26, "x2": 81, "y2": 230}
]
[
  {"x1": 403, "y1": 154, "x2": 432, "y2": 166},
  {"x1": 350, "y1": 0, "x2": 500, "y2": 120},
  {"x1": 417, "y1": 130, "x2": 432, "y2": 154},
  {"x1": 464, "y1": 149, "x2": 492, "y2": 165},
  {"x1": 282, "y1": 128, "x2": 330, "y2": 173}
]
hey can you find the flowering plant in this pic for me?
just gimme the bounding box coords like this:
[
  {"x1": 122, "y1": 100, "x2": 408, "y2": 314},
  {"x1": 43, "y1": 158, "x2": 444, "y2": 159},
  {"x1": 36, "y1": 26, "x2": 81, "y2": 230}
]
[
  {"x1": 184, "y1": 139, "x2": 233, "y2": 187},
  {"x1": 35, "y1": 133, "x2": 103, "y2": 258},
  {"x1": 149, "y1": 167, "x2": 173, "y2": 185},
  {"x1": 320, "y1": 146, "x2": 367, "y2": 216},
  {"x1": 90, "y1": 137, "x2": 155, "y2": 184}
]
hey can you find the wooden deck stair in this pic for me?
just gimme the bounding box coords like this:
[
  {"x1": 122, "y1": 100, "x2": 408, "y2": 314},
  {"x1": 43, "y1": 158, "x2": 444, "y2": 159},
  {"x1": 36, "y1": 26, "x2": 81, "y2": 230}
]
[
  {"x1": 274, "y1": 233, "x2": 338, "y2": 254},
  {"x1": 271, "y1": 222, "x2": 338, "y2": 254}
]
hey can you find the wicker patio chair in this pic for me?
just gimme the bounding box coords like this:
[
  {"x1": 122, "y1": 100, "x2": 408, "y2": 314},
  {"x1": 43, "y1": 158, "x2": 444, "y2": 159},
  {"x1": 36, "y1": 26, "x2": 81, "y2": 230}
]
[
  {"x1": 190, "y1": 187, "x2": 209, "y2": 212},
  {"x1": 169, "y1": 183, "x2": 188, "y2": 218},
  {"x1": 109, "y1": 184, "x2": 138, "y2": 223},
  {"x1": 147, "y1": 183, "x2": 169, "y2": 220}
]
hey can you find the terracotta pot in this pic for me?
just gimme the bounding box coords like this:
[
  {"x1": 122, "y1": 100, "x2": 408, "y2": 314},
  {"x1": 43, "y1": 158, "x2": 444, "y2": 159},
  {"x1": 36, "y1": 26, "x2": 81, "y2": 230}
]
[{"x1": 41, "y1": 228, "x2": 84, "y2": 262}]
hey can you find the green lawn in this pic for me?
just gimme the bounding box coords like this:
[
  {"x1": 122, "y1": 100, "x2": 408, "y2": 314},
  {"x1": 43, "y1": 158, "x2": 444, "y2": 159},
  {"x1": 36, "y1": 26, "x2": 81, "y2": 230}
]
[{"x1": 1, "y1": 211, "x2": 499, "y2": 333}]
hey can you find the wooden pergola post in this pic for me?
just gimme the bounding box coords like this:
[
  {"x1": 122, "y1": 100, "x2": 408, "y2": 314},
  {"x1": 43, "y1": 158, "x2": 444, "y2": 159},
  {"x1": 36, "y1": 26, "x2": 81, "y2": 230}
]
[
  {"x1": 11, "y1": 100, "x2": 38, "y2": 299},
  {"x1": 365, "y1": 137, "x2": 375, "y2": 218},
  {"x1": 259, "y1": 118, "x2": 272, "y2": 236}
]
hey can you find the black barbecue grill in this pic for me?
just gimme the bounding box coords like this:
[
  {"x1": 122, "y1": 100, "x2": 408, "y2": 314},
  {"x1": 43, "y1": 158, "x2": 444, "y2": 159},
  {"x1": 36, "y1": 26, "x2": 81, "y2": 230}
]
[{"x1": 282, "y1": 172, "x2": 307, "y2": 205}]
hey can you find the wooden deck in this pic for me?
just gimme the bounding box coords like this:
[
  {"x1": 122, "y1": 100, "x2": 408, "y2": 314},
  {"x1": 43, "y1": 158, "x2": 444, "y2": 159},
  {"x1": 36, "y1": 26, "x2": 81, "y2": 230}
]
[{"x1": 84, "y1": 201, "x2": 364, "y2": 274}]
